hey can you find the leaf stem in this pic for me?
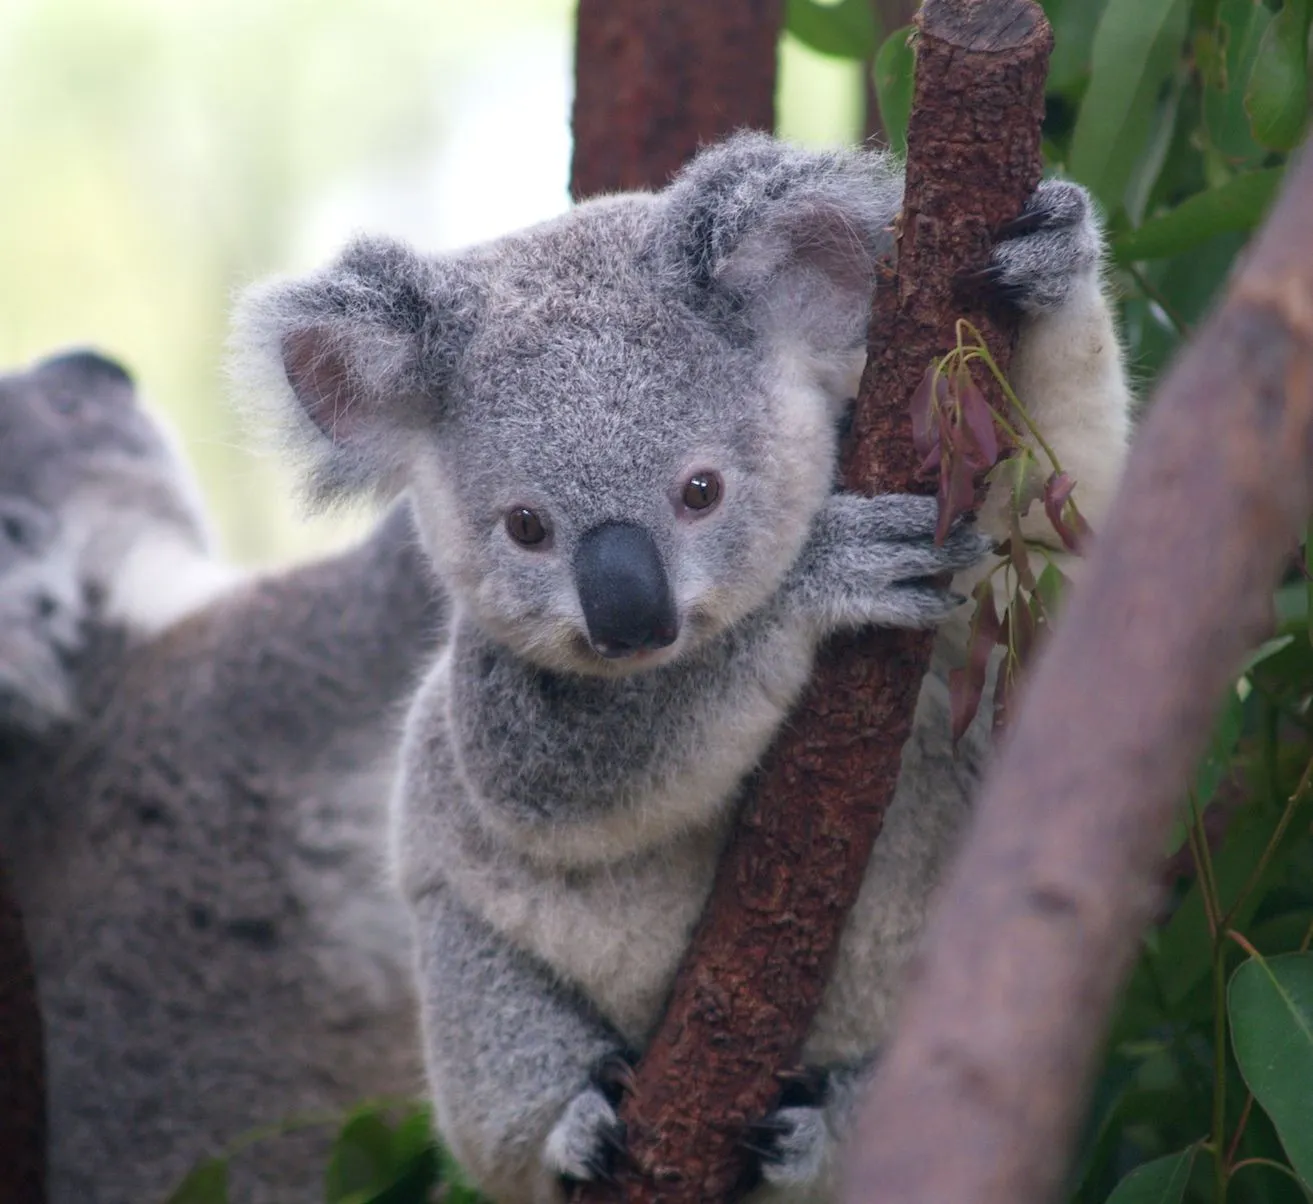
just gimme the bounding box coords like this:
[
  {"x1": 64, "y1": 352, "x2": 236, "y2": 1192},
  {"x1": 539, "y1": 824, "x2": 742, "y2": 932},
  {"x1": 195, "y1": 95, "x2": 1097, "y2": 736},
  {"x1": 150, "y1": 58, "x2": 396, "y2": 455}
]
[{"x1": 1220, "y1": 754, "x2": 1313, "y2": 931}]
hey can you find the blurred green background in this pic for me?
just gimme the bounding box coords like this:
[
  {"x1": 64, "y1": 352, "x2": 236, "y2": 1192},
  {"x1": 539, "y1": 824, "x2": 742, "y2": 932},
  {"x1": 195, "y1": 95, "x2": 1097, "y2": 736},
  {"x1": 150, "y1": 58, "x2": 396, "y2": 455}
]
[{"x1": 0, "y1": 0, "x2": 861, "y2": 563}]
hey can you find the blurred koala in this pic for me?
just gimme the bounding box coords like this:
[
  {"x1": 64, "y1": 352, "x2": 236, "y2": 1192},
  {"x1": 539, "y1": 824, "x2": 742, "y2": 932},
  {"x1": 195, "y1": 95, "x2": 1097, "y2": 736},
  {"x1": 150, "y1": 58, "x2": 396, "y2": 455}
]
[
  {"x1": 235, "y1": 133, "x2": 1132, "y2": 1202},
  {"x1": 0, "y1": 349, "x2": 446, "y2": 1204}
]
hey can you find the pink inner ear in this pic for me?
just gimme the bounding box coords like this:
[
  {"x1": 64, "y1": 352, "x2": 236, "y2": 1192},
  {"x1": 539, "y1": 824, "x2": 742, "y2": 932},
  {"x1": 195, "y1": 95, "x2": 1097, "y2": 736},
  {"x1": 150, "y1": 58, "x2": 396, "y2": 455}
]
[{"x1": 281, "y1": 329, "x2": 361, "y2": 445}]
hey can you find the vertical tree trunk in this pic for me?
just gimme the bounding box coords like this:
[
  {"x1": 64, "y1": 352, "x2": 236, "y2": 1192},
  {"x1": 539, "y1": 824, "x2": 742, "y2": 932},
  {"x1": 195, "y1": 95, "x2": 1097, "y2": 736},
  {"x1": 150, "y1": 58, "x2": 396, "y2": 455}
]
[
  {"x1": 571, "y1": 0, "x2": 783, "y2": 200},
  {"x1": 574, "y1": 2, "x2": 1052, "y2": 1200}
]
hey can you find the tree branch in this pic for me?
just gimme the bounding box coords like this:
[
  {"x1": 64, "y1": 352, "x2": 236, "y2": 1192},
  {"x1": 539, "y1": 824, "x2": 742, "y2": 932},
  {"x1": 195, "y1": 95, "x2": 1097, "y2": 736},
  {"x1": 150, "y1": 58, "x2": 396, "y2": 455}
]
[
  {"x1": 842, "y1": 135, "x2": 1313, "y2": 1204},
  {"x1": 576, "y1": 2, "x2": 1052, "y2": 1200},
  {"x1": 570, "y1": 0, "x2": 782, "y2": 200}
]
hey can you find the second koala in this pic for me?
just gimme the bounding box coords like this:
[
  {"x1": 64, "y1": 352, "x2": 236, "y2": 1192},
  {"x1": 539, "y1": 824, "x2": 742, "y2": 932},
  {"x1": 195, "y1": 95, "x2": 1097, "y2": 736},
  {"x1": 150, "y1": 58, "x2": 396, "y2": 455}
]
[{"x1": 235, "y1": 133, "x2": 1132, "y2": 1202}]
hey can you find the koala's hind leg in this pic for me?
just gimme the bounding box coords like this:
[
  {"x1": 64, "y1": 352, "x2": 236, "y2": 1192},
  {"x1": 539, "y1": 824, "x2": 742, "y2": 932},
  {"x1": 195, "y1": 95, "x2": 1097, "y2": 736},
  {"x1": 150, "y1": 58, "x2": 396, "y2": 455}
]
[
  {"x1": 412, "y1": 885, "x2": 630, "y2": 1204},
  {"x1": 740, "y1": 1057, "x2": 876, "y2": 1202}
]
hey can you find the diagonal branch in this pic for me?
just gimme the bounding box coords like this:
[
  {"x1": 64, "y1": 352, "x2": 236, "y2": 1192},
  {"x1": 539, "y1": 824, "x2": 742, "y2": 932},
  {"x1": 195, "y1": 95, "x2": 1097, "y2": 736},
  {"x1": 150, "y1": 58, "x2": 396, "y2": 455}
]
[
  {"x1": 575, "y1": 2, "x2": 1053, "y2": 1200},
  {"x1": 841, "y1": 134, "x2": 1313, "y2": 1204}
]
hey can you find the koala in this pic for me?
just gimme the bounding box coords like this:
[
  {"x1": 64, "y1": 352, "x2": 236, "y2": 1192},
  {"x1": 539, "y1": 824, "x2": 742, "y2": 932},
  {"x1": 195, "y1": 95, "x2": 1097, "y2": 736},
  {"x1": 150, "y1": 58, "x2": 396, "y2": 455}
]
[
  {"x1": 234, "y1": 132, "x2": 1132, "y2": 1203},
  {"x1": 0, "y1": 349, "x2": 448, "y2": 1204}
]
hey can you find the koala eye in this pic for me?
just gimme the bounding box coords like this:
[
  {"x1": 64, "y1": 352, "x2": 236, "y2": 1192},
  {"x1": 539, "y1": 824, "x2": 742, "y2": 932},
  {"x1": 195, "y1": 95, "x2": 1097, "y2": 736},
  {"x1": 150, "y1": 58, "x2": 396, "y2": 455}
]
[
  {"x1": 506, "y1": 507, "x2": 550, "y2": 549},
  {"x1": 680, "y1": 472, "x2": 723, "y2": 515}
]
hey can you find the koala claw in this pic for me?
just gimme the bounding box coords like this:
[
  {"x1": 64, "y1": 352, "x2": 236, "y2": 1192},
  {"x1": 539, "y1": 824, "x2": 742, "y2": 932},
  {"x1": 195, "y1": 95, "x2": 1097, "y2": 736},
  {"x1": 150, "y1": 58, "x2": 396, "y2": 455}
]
[
  {"x1": 742, "y1": 1106, "x2": 831, "y2": 1189},
  {"x1": 983, "y1": 179, "x2": 1099, "y2": 314},
  {"x1": 545, "y1": 1084, "x2": 628, "y2": 1185}
]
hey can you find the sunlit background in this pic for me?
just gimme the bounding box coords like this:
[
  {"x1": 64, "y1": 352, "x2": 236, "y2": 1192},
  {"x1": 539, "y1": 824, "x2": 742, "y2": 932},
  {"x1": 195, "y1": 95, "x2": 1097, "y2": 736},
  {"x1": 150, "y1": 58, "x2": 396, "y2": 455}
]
[{"x1": 0, "y1": 0, "x2": 862, "y2": 563}]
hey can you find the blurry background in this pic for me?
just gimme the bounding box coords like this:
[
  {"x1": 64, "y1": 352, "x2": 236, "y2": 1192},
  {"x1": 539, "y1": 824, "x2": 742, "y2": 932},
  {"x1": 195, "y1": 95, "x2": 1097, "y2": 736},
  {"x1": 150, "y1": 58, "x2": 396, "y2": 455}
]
[{"x1": 0, "y1": 0, "x2": 861, "y2": 563}]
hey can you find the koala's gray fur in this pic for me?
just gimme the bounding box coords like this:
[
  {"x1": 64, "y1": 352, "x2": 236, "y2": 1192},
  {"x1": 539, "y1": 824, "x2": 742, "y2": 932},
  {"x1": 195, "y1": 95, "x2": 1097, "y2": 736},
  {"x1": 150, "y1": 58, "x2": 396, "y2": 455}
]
[
  {"x1": 0, "y1": 350, "x2": 447, "y2": 1203},
  {"x1": 234, "y1": 133, "x2": 1132, "y2": 1203}
]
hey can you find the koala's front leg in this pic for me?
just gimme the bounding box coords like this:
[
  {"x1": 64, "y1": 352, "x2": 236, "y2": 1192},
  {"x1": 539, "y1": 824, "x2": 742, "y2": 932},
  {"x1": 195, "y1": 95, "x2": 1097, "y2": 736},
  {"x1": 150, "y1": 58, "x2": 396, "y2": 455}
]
[
  {"x1": 983, "y1": 180, "x2": 1133, "y2": 542},
  {"x1": 412, "y1": 884, "x2": 632, "y2": 1204},
  {"x1": 780, "y1": 493, "x2": 992, "y2": 638}
]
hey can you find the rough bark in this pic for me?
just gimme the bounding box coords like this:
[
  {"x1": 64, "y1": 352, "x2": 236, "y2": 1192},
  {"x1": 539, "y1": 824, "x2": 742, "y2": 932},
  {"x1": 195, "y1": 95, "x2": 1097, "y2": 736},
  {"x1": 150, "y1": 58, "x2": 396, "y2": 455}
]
[
  {"x1": 0, "y1": 862, "x2": 46, "y2": 1204},
  {"x1": 570, "y1": 0, "x2": 782, "y2": 200},
  {"x1": 577, "y1": 3, "x2": 1052, "y2": 1201},
  {"x1": 841, "y1": 138, "x2": 1313, "y2": 1204}
]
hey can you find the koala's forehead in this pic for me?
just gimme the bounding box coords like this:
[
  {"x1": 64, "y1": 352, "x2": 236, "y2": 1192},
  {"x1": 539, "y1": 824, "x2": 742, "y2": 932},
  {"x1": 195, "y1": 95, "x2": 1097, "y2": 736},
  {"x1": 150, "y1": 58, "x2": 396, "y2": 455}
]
[
  {"x1": 454, "y1": 201, "x2": 755, "y2": 431},
  {"x1": 0, "y1": 356, "x2": 160, "y2": 502}
]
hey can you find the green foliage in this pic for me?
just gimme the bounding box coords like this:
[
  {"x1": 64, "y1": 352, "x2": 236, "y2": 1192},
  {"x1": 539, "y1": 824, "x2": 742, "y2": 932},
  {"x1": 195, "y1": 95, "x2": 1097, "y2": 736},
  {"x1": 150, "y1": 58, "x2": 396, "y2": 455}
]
[
  {"x1": 784, "y1": 0, "x2": 879, "y2": 59},
  {"x1": 1105, "y1": 1147, "x2": 1201, "y2": 1204},
  {"x1": 1230, "y1": 954, "x2": 1313, "y2": 1190},
  {"x1": 873, "y1": 25, "x2": 916, "y2": 155}
]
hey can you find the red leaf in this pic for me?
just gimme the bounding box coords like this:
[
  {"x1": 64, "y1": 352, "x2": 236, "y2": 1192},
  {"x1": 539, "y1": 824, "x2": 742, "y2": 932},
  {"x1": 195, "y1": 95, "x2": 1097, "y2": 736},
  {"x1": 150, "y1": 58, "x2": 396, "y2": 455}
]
[
  {"x1": 949, "y1": 666, "x2": 983, "y2": 748},
  {"x1": 1043, "y1": 472, "x2": 1090, "y2": 552},
  {"x1": 957, "y1": 374, "x2": 1000, "y2": 470},
  {"x1": 909, "y1": 364, "x2": 939, "y2": 459}
]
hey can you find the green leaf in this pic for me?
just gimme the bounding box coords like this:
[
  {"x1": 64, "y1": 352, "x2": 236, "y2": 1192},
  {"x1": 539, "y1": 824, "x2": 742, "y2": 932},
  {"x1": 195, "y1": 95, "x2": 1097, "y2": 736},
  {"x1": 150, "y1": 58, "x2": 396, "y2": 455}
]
[
  {"x1": 1229, "y1": 952, "x2": 1313, "y2": 1187},
  {"x1": 1201, "y1": 0, "x2": 1275, "y2": 166},
  {"x1": 1245, "y1": 0, "x2": 1312, "y2": 152},
  {"x1": 1163, "y1": 685, "x2": 1245, "y2": 856},
  {"x1": 1103, "y1": 1145, "x2": 1199, "y2": 1203},
  {"x1": 784, "y1": 0, "x2": 877, "y2": 60},
  {"x1": 872, "y1": 25, "x2": 915, "y2": 156},
  {"x1": 326, "y1": 1110, "x2": 398, "y2": 1202},
  {"x1": 1155, "y1": 805, "x2": 1302, "y2": 1007},
  {"x1": 165, "y1": 1159, "x2": 228, "y2": 1204},
  {"x1": 1069, "y1": 0, "x2": 1191, "y2": 212},
  {"x1": 1113, "y1": 166, "x2": 1282, "y2": 261},
  {"x1": 1042, "y1": 0, "x2": 1110, "y2": 97}
]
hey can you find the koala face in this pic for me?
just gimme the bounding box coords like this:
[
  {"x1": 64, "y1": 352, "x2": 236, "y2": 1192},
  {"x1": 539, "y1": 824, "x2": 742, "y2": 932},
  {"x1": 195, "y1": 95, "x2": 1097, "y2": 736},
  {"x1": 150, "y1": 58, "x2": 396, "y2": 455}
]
[
  {"x1": 236, "y1": 134, "x2": 901, "y2": 676},
  {"x1": 0, "y1": 350, "x2": 163, "y2": 506},
  {"x1": 392, "y1": 206, "x2": 840, "y2": 675}
]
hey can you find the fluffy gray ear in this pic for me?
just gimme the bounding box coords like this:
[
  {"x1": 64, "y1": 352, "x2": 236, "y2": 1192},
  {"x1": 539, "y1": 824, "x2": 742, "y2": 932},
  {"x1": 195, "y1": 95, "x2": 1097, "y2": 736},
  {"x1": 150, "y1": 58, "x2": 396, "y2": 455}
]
[
  {"x1": 231, "y1": 236, "x2": 478, "y2": 507},
  {"x1": 661, "y1": 132, "x2": 902, "y2": 356}
]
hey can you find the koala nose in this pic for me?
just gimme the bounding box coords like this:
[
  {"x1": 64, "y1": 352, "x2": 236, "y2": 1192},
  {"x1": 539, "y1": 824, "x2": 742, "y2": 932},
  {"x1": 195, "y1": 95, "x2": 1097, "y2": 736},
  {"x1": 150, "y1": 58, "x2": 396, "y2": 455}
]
[{"x1": 574, "y1": 521, "x2": 678, "y2": 658}]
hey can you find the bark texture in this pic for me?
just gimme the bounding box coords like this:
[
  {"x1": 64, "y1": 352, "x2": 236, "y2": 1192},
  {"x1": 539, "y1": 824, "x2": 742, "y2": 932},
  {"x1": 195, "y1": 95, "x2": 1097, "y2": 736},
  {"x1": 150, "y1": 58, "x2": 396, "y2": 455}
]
[
  {"x1": 0, "y1": 862, "x2": 46, "y2": 1204},
  {"x1": 842, "y1": 139, "x2": 1313, "y2": 1204},
  {"x1": 570, "y1": 0, "x2": 782, "y2": 200},
  {"x1": 577, "y1": 2, "x2": 1052, "y2": 1201}
]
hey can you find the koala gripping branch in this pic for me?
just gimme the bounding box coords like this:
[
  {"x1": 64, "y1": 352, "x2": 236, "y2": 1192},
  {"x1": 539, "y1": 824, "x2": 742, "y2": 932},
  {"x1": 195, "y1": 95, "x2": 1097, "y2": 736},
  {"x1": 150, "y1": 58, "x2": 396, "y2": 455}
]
[{"x1": 576, "y1": 3, "x2": 1053, "y2": 1202}]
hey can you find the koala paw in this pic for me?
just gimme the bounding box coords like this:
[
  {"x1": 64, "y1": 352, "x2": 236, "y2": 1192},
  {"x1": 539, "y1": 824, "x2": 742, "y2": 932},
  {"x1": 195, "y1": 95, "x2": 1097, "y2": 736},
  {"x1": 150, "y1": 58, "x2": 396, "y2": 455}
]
[
  {"x1": 981, "y1": 179, "x2": 1101, "y2": 314},
  {"x1": 544, "y1": 1053, "x2": 634, "y2": 1185},
  {"x1": 741, "y1": 1067, "x2": 833, "y2": 1191}
]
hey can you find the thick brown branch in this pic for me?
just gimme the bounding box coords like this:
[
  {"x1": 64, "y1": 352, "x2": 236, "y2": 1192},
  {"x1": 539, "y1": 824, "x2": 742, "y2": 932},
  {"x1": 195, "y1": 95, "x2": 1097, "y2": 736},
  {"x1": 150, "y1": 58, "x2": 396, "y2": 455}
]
[
  {"x1": 579, "y1": 3, "x2": 1052, "y2": 1201},
  {"x1": 842, "y1": 140, "x2": 1313, "y2": 1204},
  {"x1": 0, "y1": 862, "x2": 46, "y2": 1204},
  {"x1": 570, "y1": 0, "x2": 782, "y2": 200}
]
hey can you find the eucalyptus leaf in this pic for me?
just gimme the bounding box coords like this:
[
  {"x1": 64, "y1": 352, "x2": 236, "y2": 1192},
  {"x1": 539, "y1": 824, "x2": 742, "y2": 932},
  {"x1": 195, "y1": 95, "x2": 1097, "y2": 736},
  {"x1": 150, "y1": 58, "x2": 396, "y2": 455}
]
[
  {"x1": 784, "y1": 0, "x2": 876, "y2": 60},
  {"x1": 326, "y1": 1111, "x2": 397, "y2": 1202},
  {"x1": 1069, "y1": 0, "x2": 1191, "y2": 211},
  {"x1": 165, "y1": 1159, "x2": 228, "y2": 1204},
  {"x1": 1201, "y1": 0, "x2": 1274, "y2": 166},
  {"x1": 1246, "y1": 0, "x2": 1312, "y2": 151},
  {"x1": 1113, "y1": 167, "x2": 1282, "y2": 262},
  {"x1": 1229, "y1": 952, "x2": 1313, "y2": 1187},
  {"x1": 1103, "y1": 1145, "x2": 1199, "y2": 1204},
  {"x1": 872, "y1": 25, "x2": 915, "y2": 156}
]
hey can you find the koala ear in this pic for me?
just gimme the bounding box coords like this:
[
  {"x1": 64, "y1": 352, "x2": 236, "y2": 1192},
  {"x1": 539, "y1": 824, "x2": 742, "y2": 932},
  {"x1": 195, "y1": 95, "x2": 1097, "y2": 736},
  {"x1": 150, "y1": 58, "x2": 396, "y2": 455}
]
[
  {"x1": 661, "y1": 132, "x2": 901, "y2": 358},
  {"x1": 231, "y1": 236, "x2": 478, "y2": 507}
]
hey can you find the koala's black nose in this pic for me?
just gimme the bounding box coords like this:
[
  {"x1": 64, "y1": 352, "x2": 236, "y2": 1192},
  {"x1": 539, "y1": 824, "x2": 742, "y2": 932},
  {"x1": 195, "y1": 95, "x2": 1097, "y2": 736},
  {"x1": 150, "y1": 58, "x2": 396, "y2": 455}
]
[{"x1": 575, "y1": 521, "x2": 678, "y2": 658}]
